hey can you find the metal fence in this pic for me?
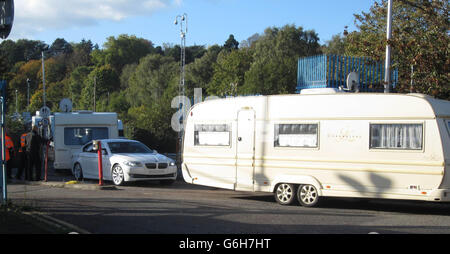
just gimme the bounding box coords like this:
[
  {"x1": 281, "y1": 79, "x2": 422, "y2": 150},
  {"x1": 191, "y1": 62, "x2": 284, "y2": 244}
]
[{"x1": 296, "y1": 54, "x2": 398, "y2": 93}]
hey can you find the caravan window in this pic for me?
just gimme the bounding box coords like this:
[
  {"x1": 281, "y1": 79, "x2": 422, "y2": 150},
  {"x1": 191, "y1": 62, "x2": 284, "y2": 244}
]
[
  {"x1": 64, "y1": 127, "x2": 109, "y2": 146},
  {"x1": 194, "y1": 124, "x2": 231, "y2": 146},
  {"x1": 370, "y1": 124, "x2": 423, "y2": 150},
  {"x1": 274, "y1": 124, "x2": 318, "y2": 148}
]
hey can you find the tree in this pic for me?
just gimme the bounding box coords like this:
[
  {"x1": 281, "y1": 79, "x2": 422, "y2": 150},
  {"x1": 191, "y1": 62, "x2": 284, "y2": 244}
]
[
  {"x1": 79, "y1": 65, "x2": 120, "y2": 110},
  {"x1": 223, "y1": 34, "x2": 239, "y2": 51},
  {"x1": 242, "y1": 25, "x2": 321, "y2": 95},
  {"x1": 49, "y1": 38, "x2": 73, "y2": 57},
  {"x1": 126, "y1": 54, "x2": 178, "y2": 107},
  {"x1": 207, "y1": 48, "x2": 253, "y2": 96},
  {"x1": 322, "y1": 34, "x2": 347, "y2": 55},
  {"x1": 240, "y1": 33, "x2": 261, "y2": 48},
  {"x1": 0, "y1": 39, "x2": 48, "y2": 71},
  {"x1": 93, "y1": 34, "x2": 155, "y2": 74},
  {"x1": 185, "y1": 44, "x2": 221, "y2": 96},
  {"x1": 68, "y1": 65, "x2": 94, "y2": 110},
  {"x1": 8, "y1": 59, "x2": 42, "y2": 108},
  {"x1": 346, "y1": 0, "x2": 449, "y2": 98},
  {"x1": 68, "y1": 39, "x2": 95, "y2": 70}
]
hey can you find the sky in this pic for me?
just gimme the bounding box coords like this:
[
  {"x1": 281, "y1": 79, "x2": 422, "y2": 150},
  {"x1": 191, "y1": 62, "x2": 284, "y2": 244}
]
[{"x1": 9, "y1": 0, "x2": 376, "y2": 48}]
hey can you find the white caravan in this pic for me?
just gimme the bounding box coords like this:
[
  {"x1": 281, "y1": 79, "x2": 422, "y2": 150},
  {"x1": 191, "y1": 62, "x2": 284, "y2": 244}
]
[
  {"x1": 181, "y1": 90, "x2": 450, "y2": 207},
  {"x1": 49, "y1": 111, "x2": 119, "y2": 170}
]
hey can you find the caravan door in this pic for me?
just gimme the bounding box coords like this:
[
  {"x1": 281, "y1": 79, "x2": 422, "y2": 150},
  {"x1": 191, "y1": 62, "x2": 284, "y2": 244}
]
[{"x1": 235, "y1": 109, "x2": 256, "y2": 191}]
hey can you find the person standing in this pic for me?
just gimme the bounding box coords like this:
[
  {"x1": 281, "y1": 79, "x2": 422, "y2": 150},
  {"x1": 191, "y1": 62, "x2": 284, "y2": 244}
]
[
  {"x1": 25, "y1": 125, "x2": 43, "y2": 181},
  {"x1": 15, "y1": 129, "x2": 29, "y2": 180},
  {"x1": 4, "y1": 131, "x2": 14, "y2": 180}
]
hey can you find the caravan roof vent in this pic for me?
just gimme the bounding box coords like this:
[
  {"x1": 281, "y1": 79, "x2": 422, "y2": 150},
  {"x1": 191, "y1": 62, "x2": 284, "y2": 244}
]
[
  {"x1": 300, "y1": 88, "x2": 343, "y2": 95},
  {"x1": 77, "y1": 110, "x2": 93, "y2": 114}
]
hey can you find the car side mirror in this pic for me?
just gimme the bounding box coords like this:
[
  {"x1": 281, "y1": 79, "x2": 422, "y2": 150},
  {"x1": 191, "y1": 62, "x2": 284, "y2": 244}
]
[{"x1": 102, "y1": 149, "x2": 108, "y2": 155}]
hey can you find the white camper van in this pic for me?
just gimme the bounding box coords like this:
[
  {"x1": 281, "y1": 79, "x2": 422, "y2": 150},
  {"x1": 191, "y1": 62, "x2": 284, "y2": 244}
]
[
  {"x1": 50, "y1": 111, "x2": 119, "y2": 170},
  {"x1": 181, "y1": 90, "x2": 450, "y2": 207}
]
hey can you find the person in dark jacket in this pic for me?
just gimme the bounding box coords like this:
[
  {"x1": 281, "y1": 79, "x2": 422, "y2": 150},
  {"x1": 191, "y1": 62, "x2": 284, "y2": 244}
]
[
  {"x1": 16, "y1": 127, "x2": 29, "y2": 180},
  {"x1": 25, "y1": 125, "x2": 44, "y2": 181}
]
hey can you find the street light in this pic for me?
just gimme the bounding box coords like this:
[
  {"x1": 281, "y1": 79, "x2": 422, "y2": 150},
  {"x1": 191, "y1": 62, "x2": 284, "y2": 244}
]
[
  {"x1": 26, "y1": 78, "x2": 30, "y2": 108},
  {"x1": 384, "y1": 0, "x2": 393, "y2": 93},
  {"x1": 174, "y1": 13, "x2": 188, "y2": 107},
  {"x1": 174, "y1": 13, "x2": 187, "y2": 167}
]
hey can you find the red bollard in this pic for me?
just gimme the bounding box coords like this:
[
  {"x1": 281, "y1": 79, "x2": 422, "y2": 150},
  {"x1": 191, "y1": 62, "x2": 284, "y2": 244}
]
[{"x1": 97, "y1": 141, "x2": 103, "y2": 186}]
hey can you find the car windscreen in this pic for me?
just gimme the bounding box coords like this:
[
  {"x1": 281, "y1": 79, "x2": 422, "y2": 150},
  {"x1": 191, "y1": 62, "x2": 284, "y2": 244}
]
[{"x1": 107, "y1": 141, "x2": 154, "y2": 154}]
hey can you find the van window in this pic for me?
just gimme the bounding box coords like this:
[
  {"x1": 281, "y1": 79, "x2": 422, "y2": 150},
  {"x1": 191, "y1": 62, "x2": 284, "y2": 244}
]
[
  {"x1": 64, "y1": 127, "x2": 109, "y2": 146},
  {"x1": 194, "y1": 124, "x2": 231, "y2": 146},
  {"x1": 274, "y1": 124, "x2": 318, "y2": 148},
  {"x1": 370, "y1": 124, "x2": 423, "y2": 150}
]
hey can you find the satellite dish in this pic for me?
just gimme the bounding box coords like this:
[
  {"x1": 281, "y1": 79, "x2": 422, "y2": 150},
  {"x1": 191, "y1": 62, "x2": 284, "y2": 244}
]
[
  {"x1": 0, "y1": 0, "x2": 14, "y2": 39},
  {"x1": 59, "y1": 98, "x2": 73, "y2": 113},
  {"x1": 346, "y1": 72, "x2": 360, "y2": 92}
]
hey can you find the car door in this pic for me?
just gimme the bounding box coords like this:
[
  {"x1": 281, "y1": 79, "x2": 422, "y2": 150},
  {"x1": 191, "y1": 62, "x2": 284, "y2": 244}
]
[
  {"x1": 85, "y1": 142, "x2": 111, "y2": 180},
  {"x1": 101, "y1": 143, "x2": 112, "y2": 180},
  {"x1": 81, "y1": 143, "x2": 98, "y2": 179}
]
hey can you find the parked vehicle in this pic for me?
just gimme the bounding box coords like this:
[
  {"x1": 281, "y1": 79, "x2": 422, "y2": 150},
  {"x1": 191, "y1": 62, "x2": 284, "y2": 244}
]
[
  {"x1": 72, "y1": 139, "x2": 177, "y2": 185},
  {"x1": 47, "y1": 111, "x2": 119, "y2": 170},
  {"x1": 181, "y1": 89, "x2": 450, "y2": 207}
]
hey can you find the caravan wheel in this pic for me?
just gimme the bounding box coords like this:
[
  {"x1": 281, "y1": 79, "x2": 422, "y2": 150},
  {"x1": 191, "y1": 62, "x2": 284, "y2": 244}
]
[
  {"x1": 297, "y1": 184, "x2": 320, "y2": 207},
  {"x1": 274, "y1": 183, "x2": 297, "y2": 205}
]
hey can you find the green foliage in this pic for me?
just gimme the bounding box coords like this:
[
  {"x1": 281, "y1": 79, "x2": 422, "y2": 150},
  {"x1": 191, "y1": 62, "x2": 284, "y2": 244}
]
[
  {"x1": 345, "y1": 0, "x2": 449, "y2": 99},
  {"x1": 242, "y1": 25, "x2": 321, "y2": 95},
  {"x1": 95, "y1": 34, "x2": 155, "y2": 74},
  {"x1": 79, "y1": 64, "x2": 120, "y2": 110},
  {"x1": 125, "y1": 54, "x2": 178, "y2": 107},
  {"x1": 223, "y1": 34, "x2": 239, "y2": 51},
  {"x1": 322, "y1": 34, "x2": 347, "y2": 55},
  {"x1": 207, "y1": 48, "x2": 253, "y2": 96},
  {"x1": 185, "y1": 45, "x2": 221, "y2": 95}
]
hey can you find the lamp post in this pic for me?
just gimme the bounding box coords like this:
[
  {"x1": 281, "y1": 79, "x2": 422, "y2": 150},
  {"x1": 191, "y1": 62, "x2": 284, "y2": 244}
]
[
  {"x1": 0, "y1": 0, "x2": 14, "y2": 206},
  {"x1": 384, "y1": 0, "x2": 393, "y2": 93},
  {"x1": 26, "y1": 78, "x2": 30, "y2": 108},
  {"x1": 41, "y1": 51, "x2": 46, "y2": 106},
  {"x1": 174, "y1": 13, "x2": 187, "y2": 168}
]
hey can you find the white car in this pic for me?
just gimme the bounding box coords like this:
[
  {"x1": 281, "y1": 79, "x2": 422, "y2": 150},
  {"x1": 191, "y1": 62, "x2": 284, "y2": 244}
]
[{"x1": 72, "y1": 139, "x2": 177, "y2": 186}]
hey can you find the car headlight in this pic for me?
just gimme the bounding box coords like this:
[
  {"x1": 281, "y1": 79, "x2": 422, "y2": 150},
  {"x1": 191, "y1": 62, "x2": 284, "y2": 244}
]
[
  {"x1": 169, "y1": 161, "x2": 176, "y2": 166},
  {"x1": 123, "y1": 161, "x2": 143, "y2": 167}
]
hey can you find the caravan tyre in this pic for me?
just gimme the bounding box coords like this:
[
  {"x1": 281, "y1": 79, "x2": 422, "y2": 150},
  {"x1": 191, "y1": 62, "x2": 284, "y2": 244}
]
[
  {"x1": 274, "y1": 183, "x2": 297, "y2": 205},
  {"x1": 297, "y1": 184, "x2": 320, "y2": 207}
]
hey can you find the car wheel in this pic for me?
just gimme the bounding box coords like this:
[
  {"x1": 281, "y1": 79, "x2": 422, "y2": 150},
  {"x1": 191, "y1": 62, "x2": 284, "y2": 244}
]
[
  {"x1": 111, "y1": 164, "x2": 125, "y2": 186},
  {"x1": 72, "y1": 163, "x2": 83, "y2": 181},
  {"x1": 297, "y1": 184, "x2": 320, "y2": 207},
  {"x1": 274, "y1": 183, "x2": 297, "y2": 205}
]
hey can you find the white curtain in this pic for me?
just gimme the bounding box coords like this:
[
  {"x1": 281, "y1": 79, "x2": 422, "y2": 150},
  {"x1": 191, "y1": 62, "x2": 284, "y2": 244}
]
[{"x1": 371, "y1": 124, "x2": 423, "y2": 150}]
